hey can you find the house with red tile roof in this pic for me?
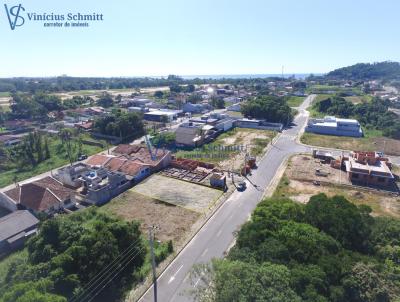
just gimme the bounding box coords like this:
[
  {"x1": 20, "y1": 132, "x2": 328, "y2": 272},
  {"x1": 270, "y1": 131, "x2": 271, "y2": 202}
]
[
  {"x1": 86, "y1": 154, "x2": 112, "y2": 166},
  {"x1": 112, "y1": 144, "x2": 171, "y2": 171},
  {"x1": 1, "y1": 177, "x2": 76, "y2": 214}
]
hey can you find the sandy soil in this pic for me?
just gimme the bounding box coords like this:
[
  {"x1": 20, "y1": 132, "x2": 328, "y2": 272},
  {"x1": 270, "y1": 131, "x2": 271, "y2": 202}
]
[
  {"x1": 102, "y1": 190, "x2": 200, "y2": 243},
  {"x1": 218, "y1": 129, "x2": 274, "y2": 171},
  {"x1": 132, "y1": 174, "x2": 222, "y2": 213},
  {"x1": 282, "y1": 155, "x2": 400, "y2": 218}
]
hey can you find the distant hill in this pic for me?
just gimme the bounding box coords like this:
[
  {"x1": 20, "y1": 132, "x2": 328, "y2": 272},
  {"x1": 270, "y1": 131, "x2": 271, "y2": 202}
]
[{"x1": 326, "y1": 61, "x2": 400, "y2": 80}]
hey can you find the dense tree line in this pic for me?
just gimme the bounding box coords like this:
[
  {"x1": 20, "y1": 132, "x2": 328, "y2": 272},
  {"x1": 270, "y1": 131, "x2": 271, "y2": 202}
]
[
  {"x1": 0, "y1": 76, "x2": 289, "y2": 94},
  {"x1": 241, "y1": 95, "x2": 293, "y2": 124},
  {"x1": 326, "y1": 61, "x2": 400, "y2": 81},
  {"x1": 313, "y1": 95, "x2": 400, "y2": 138},
  {"x1": 192, "y1": 194, "x2": 400, "y2": 302},
  {"x1": 93, "y1": 111, "x2": 144, "y2": 140},
  {"x1": 8, "y1": 93, "x2": 95, "y2": 122},
  {"x1": 0, "y1": 209, "x2": 146, "y2": 302},
  {"x1": 9, "y1": 131, "x2": 51, "y2": 167}
]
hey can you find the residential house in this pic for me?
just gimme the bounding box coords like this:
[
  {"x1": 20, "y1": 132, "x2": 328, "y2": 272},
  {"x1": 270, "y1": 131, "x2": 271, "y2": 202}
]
[
  {"x1": 112, "y1": 144, "x2": 171, "y2": 171},
  {"x1": 1, "y1": 176, "x2": 76, "y2": 214},
  {"x1": 226, "y1": 103, "x2": 241, "y2": 112},
  {"x1": 183, "y1": 103, "x2": 209, "y2": 113},
  {"x1": 56, "y1": 163, "x2": 90, "y2": 188},
  {"x1": 79, "y1": 168, "x2": 130, "y2": 206},
  {"x1": 0, "y1": 210, "x2": 39, "y2": 255},
  {"x1": 175, "y1": 122, "x2": 204, "y2": 147}
]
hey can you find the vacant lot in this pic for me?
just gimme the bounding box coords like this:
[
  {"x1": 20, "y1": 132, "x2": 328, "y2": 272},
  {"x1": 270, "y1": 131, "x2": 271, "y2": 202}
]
[
  {"x1": 274, "y1": 155, "x2": 400, "y2": 218},
  {"x1": 301, "y1": 131, "x2": 400, "y2": 156},
  {"x1": 132, "y1": 174, "x2": 222, "y2": 213},
  {"x1": 102, "y1": 190, "x2": 200, "y2": 244},
  {"x1": 287, "y1": 96, "x2": 305, "y2": 107},
  {"x1": 344, "y1": 95, "x2": 372, "y2": 104},
  {"x1": 176, "y1": 128, "x2": 276, "y2": 171}
]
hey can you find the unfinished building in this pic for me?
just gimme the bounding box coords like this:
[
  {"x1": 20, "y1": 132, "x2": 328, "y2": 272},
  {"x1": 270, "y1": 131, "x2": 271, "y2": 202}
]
[{"x1": 344, "y1": 151, "x2": 395, "y2": 186}]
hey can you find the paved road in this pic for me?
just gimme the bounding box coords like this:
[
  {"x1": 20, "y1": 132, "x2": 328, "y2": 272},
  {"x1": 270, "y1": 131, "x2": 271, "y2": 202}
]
[{"x1": 139, "y1": 96, "x2": 315, "y2": 302}]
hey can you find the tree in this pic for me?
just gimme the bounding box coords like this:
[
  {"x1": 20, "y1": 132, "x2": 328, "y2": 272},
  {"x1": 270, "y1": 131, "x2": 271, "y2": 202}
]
[
  {"x1": 97, "y1": 92, "x2": 114, "y2": 108},
  {"x1": 342, "y1": 262, "x2": 396, "y2": 302},
  {"x1": 154, "y1": 90, "x2": 164, "y2": 98},
  {"x1": 44, "y1": 136, "x2": 51, "y2": 159},
  {"x1": 94, "y1": 111, "x2": 144, "y2": 141},
  {"x1": 190, "y1": 260, "x2": 301, "y2": 302},
  {"x1": 188, "y1": 94, "x2": 203, "y2": 104},
  {"x1": 169, "y1": 84, "x2": 182, "y2": 93},
  {"x1": 2, "y1": 209, "x2": 146, "y2": 302},
  {"x1": 186, "y1": 84, "x2": 195, "y2": 93},
  {"x1": 304, "y1": 194, "x2": 372, "y2": 252},
  {"x1": 241, "y1": 95, "x2": 293, "y2": 124},
  {"x1": 211, "y1": 96, "x2": 225, "y2": 109},
  {"x1": 59, "y1": 128, "x2": 75, "y2": 165}
]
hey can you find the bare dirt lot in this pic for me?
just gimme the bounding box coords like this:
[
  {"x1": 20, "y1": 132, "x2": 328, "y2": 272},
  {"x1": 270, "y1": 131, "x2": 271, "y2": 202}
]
[
  {"x1": 301, "y1": 133, "x2": 400, "y2": 156},
  {"x1": 131, "y1": 174, "x2": 223, "y2": 213},
  {"x1": 101, "y1": 190, "x2": 200, "y2": 243},
  {"x1": 275, "y1": 155, "x2": 400, "y2": 218},
  {"x1": 218, "y1": 129, "x2": 276, "y2": 171}
]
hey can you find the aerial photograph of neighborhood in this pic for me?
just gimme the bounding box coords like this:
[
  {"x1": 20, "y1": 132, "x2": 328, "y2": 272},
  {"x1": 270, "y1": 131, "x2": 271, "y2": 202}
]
[{"x1": 1, "y1": 0, "x2": 400, "y2": 302}]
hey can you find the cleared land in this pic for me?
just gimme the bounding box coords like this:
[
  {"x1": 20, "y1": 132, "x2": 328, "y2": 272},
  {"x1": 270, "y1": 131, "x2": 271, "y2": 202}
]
[
  {"x1": 286, "y1": 96, "x2": 305, "y2": 107},
  {"x1": 301, "y1": 130, "x2": 400, "y2": 156},
  {"x1": 274, "y1": 155, "x2": 400, "y2": 218},
  {"x1": 131, "y1": 174, "x2": 222, "y2": 213},
  {"x1": 101, "y1": 190, "x2": 200, "y2": 244},
  {"x1": 344, "y1": 95, "x2": 373, "y2": 104},
  {"x1": 176, "y1": 128, "x2": 276, "y2": 171}
]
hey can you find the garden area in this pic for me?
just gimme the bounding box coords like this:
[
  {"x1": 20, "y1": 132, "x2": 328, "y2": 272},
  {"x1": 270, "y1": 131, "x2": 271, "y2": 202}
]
[{"x1": 0, "y1": 131, "x2": 106, "y2": 188}]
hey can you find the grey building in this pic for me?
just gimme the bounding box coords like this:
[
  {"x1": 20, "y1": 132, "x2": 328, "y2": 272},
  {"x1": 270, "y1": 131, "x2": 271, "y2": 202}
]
[{"x1": 0, "y1": 210, "x2": 39, "y2": 255}]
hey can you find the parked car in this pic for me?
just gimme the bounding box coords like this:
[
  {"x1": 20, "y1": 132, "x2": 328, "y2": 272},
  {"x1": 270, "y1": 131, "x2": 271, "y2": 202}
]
[
  {"x1": 237, "y1": 181, "x2": 247, "y2": 191},
  {"x1": 78, "y1": 154, "x2": 88, "y2": 161}
]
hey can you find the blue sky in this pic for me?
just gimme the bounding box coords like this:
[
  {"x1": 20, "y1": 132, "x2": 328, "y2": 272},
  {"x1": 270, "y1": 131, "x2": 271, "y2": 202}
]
[{"x1": 1, "y1": 0, "x2": 400, "y2": 77}]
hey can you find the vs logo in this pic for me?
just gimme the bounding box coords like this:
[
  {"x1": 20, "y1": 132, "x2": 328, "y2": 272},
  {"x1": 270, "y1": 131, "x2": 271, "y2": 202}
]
[{"x1": 4, "y1": 3, "x2": 25, "y2": 30}]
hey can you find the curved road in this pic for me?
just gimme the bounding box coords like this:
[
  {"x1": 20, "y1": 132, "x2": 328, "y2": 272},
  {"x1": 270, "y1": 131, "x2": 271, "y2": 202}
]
[{"x1": 139, "y1": 95, "x2": 315, "y2": 302}]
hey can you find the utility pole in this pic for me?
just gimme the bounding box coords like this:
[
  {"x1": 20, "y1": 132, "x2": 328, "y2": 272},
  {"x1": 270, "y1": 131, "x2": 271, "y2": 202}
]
[{"x1": 149, "y1": 227, "x2": 157, "y2": 302}]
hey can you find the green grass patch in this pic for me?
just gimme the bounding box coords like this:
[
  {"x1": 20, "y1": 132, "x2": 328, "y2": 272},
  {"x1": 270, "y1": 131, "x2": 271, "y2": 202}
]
[
  {"x1": 0, "y1": 135, "x2": 106, "y2": 188},
  {"x1": 250, "y1": 138, "x2": 270, "y2": 156},
  {"x1": 286, "y1": 96, "x2": 305, "y2": 107},
  {"x1": 0, "y1": 92, "x2": 10, "y2": 97},
  {"x1": 301, "y1": 128, "x2": 384, "y2": 152},
  {"x1": 344, "y1": 95, "x2": 373, "y2": 104}
]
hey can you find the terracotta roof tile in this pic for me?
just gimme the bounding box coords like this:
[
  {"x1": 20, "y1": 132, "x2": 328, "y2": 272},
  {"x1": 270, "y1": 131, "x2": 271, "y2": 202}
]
[
  {"x1": 86, "y1": 154, "x2": 112, "y2": 166},
  {"x1": 104, "y1": 157, "x2": 127, "y2": 172},
  {"x1": 4, "y1": 176, "x2": 74, "y2": 212},
  {"x1": 118, "y1": 161, "x2": 150, "y2": 176}
]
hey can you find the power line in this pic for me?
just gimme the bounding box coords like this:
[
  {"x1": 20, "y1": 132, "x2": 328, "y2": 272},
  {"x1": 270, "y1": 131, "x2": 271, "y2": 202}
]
[
  {"x1": 69, "y1": 237, "x2": 144, "y2": 302},
  {"x1": 82, "y1": 247, "x2": 146, "y2": 302},
  {"x1": 70, "y1": 236, "x2": 143, "y2": 301}
]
